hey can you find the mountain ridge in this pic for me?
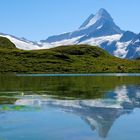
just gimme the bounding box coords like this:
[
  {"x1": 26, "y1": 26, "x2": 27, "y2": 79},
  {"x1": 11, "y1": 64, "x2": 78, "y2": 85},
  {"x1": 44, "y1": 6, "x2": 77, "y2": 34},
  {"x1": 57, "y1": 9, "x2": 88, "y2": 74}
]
[
  {"x1": 44, "y1": 8, "x2": 123, "y2": 43},
  {"x1": 0, "y1": 8, "x2": 140, "y2": 59},
  {"x1": 41, "y1": 8, "x2": 139, "y2": 59}
]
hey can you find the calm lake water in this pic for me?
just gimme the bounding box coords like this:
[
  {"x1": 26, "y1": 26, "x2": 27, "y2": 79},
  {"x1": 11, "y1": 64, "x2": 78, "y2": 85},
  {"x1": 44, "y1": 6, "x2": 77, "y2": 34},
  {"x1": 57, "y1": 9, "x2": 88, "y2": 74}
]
[{"x1": 0, "y1": 74, "x2": 140, "y2": 140}]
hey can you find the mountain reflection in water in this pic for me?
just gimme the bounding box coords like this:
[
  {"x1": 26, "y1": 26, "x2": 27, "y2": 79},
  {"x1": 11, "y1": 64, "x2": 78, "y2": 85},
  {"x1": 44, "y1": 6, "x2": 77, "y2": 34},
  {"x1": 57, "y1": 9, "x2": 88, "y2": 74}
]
[{"x1": 13, "y1": 85, "x2": 140, "y2": 138}]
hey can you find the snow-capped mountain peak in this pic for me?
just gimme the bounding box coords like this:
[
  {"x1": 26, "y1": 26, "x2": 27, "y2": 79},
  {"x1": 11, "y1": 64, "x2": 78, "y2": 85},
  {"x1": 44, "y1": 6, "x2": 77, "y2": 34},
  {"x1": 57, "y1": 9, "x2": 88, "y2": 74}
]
[
  {"x1": 96, "y1": 8, "x2": 113, "y2": 20},
  {"x1": 80, "y1": 8, "x2": 113, "y2": 29},
  {"x1": 43, "y1": 8, "x2": 123, "y2": 44}
]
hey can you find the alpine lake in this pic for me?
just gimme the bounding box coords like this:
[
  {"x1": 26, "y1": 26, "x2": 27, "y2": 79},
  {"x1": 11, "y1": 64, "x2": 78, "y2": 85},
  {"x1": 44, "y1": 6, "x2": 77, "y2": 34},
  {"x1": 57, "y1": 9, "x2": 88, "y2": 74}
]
[{"x1": 0, "y1": 73, "x2": 140, "y2": 140}]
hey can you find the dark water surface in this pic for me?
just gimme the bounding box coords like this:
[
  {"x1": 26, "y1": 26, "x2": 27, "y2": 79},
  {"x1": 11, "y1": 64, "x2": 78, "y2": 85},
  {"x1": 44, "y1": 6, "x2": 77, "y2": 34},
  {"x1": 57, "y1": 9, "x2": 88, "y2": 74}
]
[{"x1": 0, "y1": 74, "x2": 140, "y2": 140}]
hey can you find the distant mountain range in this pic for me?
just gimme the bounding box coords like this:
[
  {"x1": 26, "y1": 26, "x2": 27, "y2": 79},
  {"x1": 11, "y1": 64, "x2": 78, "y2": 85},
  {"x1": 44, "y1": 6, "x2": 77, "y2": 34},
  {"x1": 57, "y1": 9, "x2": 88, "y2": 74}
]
[{"x1": 0, "y1": 8, "x2": 140, "y2": 59}]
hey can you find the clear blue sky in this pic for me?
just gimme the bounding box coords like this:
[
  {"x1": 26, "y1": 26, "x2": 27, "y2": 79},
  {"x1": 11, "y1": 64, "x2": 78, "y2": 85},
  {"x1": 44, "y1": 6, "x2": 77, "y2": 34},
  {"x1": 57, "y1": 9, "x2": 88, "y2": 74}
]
[{"x1": 0, "y1": 0, "x2": 140, "y2": 41}]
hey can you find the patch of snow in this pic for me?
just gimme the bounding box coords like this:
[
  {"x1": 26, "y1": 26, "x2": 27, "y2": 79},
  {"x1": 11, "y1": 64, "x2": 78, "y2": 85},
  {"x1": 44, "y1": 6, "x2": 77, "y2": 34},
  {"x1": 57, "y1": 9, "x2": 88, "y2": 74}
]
[
  {"x1": 85, "y1": 15, "x2": 100, "y2": 28},
  {"x1": 79, "y1": 34, "x2": 121, "y2": 46},
  {"x1": 0, "y1": 34, "x2": 41, "y2": 50},
  {"x1": 135, "y1": 39, "x2": 140, "y2": 43},
  {"x1": 114, "y1": 41, "x2": 131, "y2": 58},
  {"x1": 136, "y1": 47, "x2": 140, "y2": 52},
  {"x1": 41, "y1": 36, "x2": 83, "y2": 49},
  {"x1": 97, "y1": 25, "x2": 103, "y2": 30}
]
